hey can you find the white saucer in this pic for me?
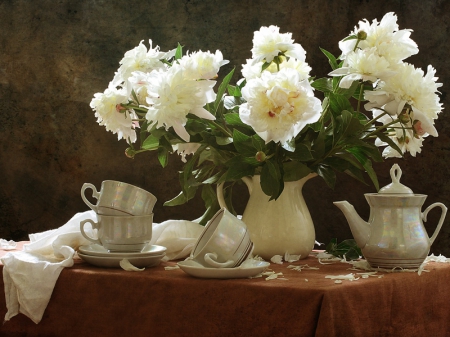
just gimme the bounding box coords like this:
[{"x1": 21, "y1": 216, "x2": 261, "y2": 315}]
[
  {"x1": 78, "y1": 244, "x2": 166, "y2": 258},
  {"x1": 177, "y1": 259, "x2": 270, "y2": 279},
  {"x1": 78, "y1": 252, "x2": 165, "y2": 268}
]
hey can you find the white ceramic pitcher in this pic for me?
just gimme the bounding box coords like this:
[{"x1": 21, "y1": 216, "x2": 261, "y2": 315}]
[{"x1": 217, "y1": 174, "x2": 317, "y2": 260}]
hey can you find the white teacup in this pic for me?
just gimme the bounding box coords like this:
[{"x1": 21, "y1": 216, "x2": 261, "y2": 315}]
[
  {"x1": 80, "y1": 214, "x2": 153, "y2": 252},
  {"x1": 190, "y1": 208, "x2": 254, "y2": 268},
  {"x1": 81, "y1": 180, "x2": 157, "y2": 216}
]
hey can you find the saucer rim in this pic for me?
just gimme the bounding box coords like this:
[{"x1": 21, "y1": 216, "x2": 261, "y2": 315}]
[
  {"x1": 177, "y1": 260, "x2": 270, "y2": 279},
  {"x1": 78, "y1": 243, "x2": 167, "y2": 258},
  {"x1": 78, "y1": 252, "x2": 165, "y2": 268}
]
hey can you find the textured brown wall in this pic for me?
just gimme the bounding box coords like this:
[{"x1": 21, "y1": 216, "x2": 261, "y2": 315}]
[{"x1": 1, "y1": 0, "x2": 449, "y2": 255}]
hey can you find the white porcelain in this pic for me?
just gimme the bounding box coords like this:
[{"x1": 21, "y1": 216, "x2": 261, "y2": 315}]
[
  {"x1": 78, "y1": 244, "x2": 166, "y2": 258},
  {"x1": 78, "y1": 252, "x2": 165, "y2": 268},
  {"x1": 80, "y1": 214, "x2": 153, "y2": 252},
  {"x1": 190, "y1": 208, "x2": 253, "y2": 268},
  {"x1": 177, "y1": 259, "x2": 270, "y2": 279},
  {"x1": 81, "y1": 180, "x2": 157, "y2": 215},
  {"x1": 217, "y1": 174, "x2": 316, "y2": 260},
  {"x1": 334, "y1": 164, "x2": 447, "y2": 269}
]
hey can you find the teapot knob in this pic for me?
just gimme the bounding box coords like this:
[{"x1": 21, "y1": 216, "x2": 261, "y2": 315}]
[{"x1": 390, "y1": 164, "x2": 402, "y2": 183}]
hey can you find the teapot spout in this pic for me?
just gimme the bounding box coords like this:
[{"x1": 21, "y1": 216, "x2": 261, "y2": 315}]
[{"x1": 333, "y1": 201, "x2": 370, "y2": 249}]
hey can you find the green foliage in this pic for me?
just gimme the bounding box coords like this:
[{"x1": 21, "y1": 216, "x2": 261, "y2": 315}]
[
  {"x1": 325, "y1": 238, "x2": 362, "y2": 260},
  {"x1": 125, "y1": 49, "x2": 397, "y2": 224}
]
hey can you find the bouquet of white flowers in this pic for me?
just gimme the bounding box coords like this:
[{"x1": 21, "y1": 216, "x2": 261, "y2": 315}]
[{"x1": 90, "y1": 12, "x2": 442, "y2": 224}]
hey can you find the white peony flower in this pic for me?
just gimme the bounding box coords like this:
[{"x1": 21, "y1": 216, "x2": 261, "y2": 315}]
[
  {"x1": 239, "y1": 68, "x2": 322, "y2": 144},
  {"x1": 173, "y1": 143, "x2": 201, "y2": 163},
  {"x1": 339, "y1": 12, "x2": 418, "y2": 65},
  {"x1": 127, "y1": 71, "x2": 151, "y2": 104},
  {"x1": 329, "y1": 47, "x2": 395, "y2": 88},
  {"x1": 251, "y1": 25, "x2": 306, "y2": 64},
  {"x1": 365, "y1": 62, "x2": 443, "y2": 121},
  {"x1": 375, "y1": 126, "x2": 423, "y2": 158},
  {"x1": 178, "y1": 50, "x2": 229, "y2": 80},
  {"x1": 143, "y1": 65, "x2": 216, "y2": 142},
  {"x1": 112, "y1": 40, "x2": 169, "y2": 86},
  {"x1": 90, "y1": 86, "x2": 138, "y2": 142},
  {"x1": 242, "y1": 56, "x2": 311, "y2": 81}
]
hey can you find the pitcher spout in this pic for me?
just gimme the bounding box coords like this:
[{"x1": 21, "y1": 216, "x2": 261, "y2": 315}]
[{"x1": 333, "y1": 201, "x2": 370, "y2": 249}]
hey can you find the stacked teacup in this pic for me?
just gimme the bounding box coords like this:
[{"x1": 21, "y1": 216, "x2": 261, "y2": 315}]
[{"x1": 80, "y1": 180, "x2": 157, "y2": 252}]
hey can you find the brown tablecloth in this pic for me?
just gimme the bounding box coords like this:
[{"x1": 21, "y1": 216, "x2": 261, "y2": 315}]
[{"x1": 1, "y1": 243, "x2": 449, "y2": 337}]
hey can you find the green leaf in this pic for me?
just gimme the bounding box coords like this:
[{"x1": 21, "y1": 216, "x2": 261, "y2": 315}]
[
  {"x1": 224, "y1": 155, "x2": 258, "y2": 181},
  {"x1": 282, "y1": 138, "x2": 295, "y2": 152},
  {"x1": 311, "y1": 77, "x2": 333, "y2": 93},
  {"x1": 224, "y1": 96, "x2": 246, "y2": 110},
  {"x1": 215, "y1": 137, "x2": 233, "y2": 145},
  {"x1": 141, "y1": 134, "x2": 159, "y2": 150},
  {"x1": 157, "y1": 147, "x2": 169, "y2": 167},
  {"x1": 224, "y1": 113, "x2": 245, "y2": 126},
  {"x1": 251, "y1": 134, "x2": 266, "y2": 152},
  {"x1": 320, "y1": 48, "x2": 339, "y2": 70},
  {"x1": 316, "y1": 164, "x2": 336, "y2": 189},
  {"x1": 260, "y1": 159, "x2": 283, "y2": 200},
  {"x1": 329, "y1": 93, "x2": 353, "y2": 115},
  {"x1": 375, "y1": 133, "x2": 404, "y2": 158},
  {"x1": 175, "y1": 43, "x2": 183, "y2": 60},
  {"x1": 233, "y1": 129, "x2": 257, "y2": 157},
  {"x1": 163, "y1": 191, "x2": 188, "y2": 206},
  {"x1": 213, "y1": 68, "x2": 235, "y2": 114},
  {"x1": 196, "y1": 184, "x2": 221, "y2": 226},
  {"x1": 283, "y1": 161, "x2": 311, "y2": 182},
  {"x1": 287, "y1": 143, "x2": 314, "y2": 161},
  {"x1": 325, "y1": 238, "x2": 362, "y2": 260}
]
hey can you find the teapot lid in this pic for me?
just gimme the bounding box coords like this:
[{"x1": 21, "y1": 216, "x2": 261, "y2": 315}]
[{"x1": 378, "y1": 164, "x2": 414, "y2": 194}]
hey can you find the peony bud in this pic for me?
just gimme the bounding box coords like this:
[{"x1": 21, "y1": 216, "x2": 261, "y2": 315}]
[
  {"x1": 357, "y1": 30, "x2": 367, "y2": 40},
  {"x1": 255, "y1": 151, "x2": 266, "y2": 162},
  {"x1": 125, "y1": 147, "x2": 136, "y2": 159}
]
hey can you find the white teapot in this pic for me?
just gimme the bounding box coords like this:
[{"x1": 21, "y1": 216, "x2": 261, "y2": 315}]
[{"x1": 334, "y1": 164, "x2": 447, "y2": 269}]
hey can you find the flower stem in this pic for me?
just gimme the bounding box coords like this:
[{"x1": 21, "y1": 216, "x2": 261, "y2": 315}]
[
  {"x1": 364, "y1": 118, "x2": 401, "y2": 139},
  {"x1": 209, "y1": 120, "x2": 232, "y2": 138}
]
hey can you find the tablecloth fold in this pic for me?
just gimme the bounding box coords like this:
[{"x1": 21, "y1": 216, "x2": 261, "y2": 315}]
[{"x1": 1, "y1": 210, "x2": 203, "y2": 324}]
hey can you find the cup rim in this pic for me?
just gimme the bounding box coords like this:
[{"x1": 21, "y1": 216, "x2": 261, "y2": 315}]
[
  {"x1": 101, "y1": 180, "x2": 157, "y2": 198},
  {"x1": 191, "y1": 208, "x2": 226, "y2": 258},
  {"x1": 96, "y1": 213, "x2": 154, "y2": 219}
]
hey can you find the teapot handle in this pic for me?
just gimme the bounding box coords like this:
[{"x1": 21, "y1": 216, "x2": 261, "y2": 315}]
[
  {"x1": 217, "y1": 177, "x2": 253, "y2": 210},
  {"x1": 422, "y1": 202, "x2": 448, "y2": 245}
]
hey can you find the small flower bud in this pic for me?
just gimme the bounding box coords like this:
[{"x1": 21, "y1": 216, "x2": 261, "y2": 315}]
[
  {"x1": 357, "y1": 30, "x2": 367, "y2": 40},
  {"x1": 125, "y1": 147, "x2": 136, "y2": 159},
  {"x1": 255, "y1": 151, "x2": 266, "y2": 162}
]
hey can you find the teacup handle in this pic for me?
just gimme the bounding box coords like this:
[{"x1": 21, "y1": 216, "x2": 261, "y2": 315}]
[
  {"x1": 423, "y1": 202, "x2": 448, "y2": 245},
  {"x1": 204, "y1": 252, "x2": 235, "y2": 268},
  {"x1": 80, "y1": 219, "x2": 101, "y2": 246},
  {"x1": 217, "y1": 177, "x2": 253, "y2": 209},
  {"x1": 81, "y1": 183, "x2": 100, "y2": 212}
]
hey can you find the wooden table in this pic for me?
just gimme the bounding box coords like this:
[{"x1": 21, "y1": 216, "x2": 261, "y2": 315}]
[{"x1": 1, "y1": 244, "x2": 450, "y2": 337}]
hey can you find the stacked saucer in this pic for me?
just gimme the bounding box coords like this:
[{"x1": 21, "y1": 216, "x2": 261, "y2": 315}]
[{"x1": 78, "y1": 244, "x2": 166, "y2": 268}]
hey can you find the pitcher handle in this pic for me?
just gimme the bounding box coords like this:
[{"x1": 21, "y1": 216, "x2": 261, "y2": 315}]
[
  {"x1": 422, "y1": 202, "x2": 447, "y2": 245},
  {"x1": 217, "y1": 177, "x2": 253, "y2": 209}
]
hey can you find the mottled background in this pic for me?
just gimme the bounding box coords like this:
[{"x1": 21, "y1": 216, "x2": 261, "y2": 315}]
[{"x1": 1, "y1": 0, "x2": 449, "y2": 255}]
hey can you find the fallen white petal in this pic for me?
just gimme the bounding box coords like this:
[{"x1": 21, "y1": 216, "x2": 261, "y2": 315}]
[
  {"x1": 265, "y1": 272, "x2": 284, "y2": 280},
  {"x1": 119, "y1": 259, "x2": 145, "y2": 272},
  {"x1": 284, "y1": 252, "x2": 301, "y2": 262},
  {"x1": 270, "y1": 255, "x2": 283, "y2": 264},
  {"x1": 334, "y1": 280, "x2": 343, "y2": 284},
  {"x1": 325, "y1": 273, "x2": 357, "y2": 281},
  {"x1": 164, "y1": 265, "x2": 180, "y2": 270},
  {"x1": 0, "y1": 239, "x2": 17, "y2": 250}
]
